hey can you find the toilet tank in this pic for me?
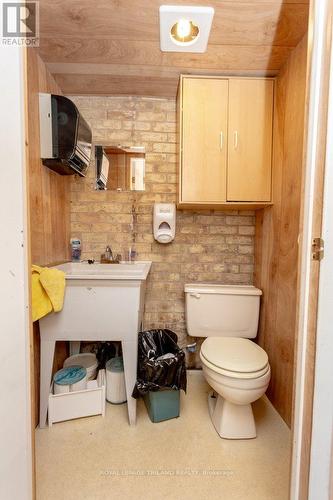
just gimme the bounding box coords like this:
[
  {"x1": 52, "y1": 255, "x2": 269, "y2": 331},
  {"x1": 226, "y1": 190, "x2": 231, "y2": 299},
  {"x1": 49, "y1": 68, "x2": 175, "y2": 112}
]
[{"x1": 185, "y1": 284, "x2": 262, "y2": 339}]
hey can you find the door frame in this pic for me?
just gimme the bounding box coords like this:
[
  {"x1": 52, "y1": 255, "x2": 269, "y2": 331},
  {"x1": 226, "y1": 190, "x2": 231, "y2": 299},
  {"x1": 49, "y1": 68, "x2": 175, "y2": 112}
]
[
  {"x1": 0, "y1": 44, "x2": 33, "y2": 499},
  {"x1": 290, "y1": 0, "x2": 333, "y2": 498},
  {"x1": 3, "y1": 0, "x2": 331, "y2": 497},
  {"x1": 308, "y1": 38, "x2": 333, "y2": 497}
]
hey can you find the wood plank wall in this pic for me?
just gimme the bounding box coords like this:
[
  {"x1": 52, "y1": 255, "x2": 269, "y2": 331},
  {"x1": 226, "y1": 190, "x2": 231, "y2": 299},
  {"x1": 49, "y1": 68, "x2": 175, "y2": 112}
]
[
  {"x1": 25, "y1": 49, "x2": 70, "y2": 426},
  {"x1": 26, "y1": 50, "x2": 70, "y2": 265},
  {"x1": 254, "y1": 36, "x2": 308, "y2": 427}
]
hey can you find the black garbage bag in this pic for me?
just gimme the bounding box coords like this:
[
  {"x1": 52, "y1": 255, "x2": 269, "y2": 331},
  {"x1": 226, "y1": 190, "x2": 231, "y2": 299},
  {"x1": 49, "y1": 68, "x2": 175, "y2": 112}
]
[
  {"x1": 95, "y1": 342, "x2": 117, "y2": 369},
  {"x1": 132, "y1": 329, "x2": 187, "y2": 398}
]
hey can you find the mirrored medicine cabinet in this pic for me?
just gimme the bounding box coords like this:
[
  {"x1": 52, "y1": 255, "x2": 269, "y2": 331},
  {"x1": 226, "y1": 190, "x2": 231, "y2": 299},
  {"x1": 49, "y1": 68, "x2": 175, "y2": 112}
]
[{"x1": 95, "y1": 145, "x2": 145, "y2": 192}]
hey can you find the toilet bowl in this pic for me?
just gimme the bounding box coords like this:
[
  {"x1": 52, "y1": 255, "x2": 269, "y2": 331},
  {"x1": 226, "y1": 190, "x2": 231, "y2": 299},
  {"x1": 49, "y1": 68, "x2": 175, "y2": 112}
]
[
  {"x1": 185, "y1": 283, "x2": 270, "y2": 440},
  {"x1": 200, "y1": 337, "x2": 271, "y2": 439}
]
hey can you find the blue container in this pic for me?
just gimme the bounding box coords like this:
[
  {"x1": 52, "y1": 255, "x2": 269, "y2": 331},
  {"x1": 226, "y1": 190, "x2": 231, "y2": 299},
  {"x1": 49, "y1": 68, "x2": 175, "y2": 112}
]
[
  {"x1": 144, "y1": 389, "x2": 180, "y2": 423},
  {"x1": 53, "y1": 365, "x2": 87, "y2": 394},
  {"x1": 54, "y1": 365, "x2": 86, "y2": 386}
]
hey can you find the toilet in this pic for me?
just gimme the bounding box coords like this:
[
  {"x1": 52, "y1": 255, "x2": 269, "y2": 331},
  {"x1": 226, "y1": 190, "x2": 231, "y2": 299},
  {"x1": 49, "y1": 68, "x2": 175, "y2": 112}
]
[{"x1": 185, "y1": 283, "x2": 270, "y2": 440}]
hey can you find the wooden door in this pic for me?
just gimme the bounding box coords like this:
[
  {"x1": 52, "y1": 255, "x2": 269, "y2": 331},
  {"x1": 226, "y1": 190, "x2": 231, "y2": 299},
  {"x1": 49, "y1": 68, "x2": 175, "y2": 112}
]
[
  {"x1": 227, "y1": 79, "x2": 274, "y2": 202},
  {"x1": 290, "y1": 1, "x2": 332, "y2": 497},
  {"x1": 181, "y1": 78, "x2": 228, "y2": 203}
]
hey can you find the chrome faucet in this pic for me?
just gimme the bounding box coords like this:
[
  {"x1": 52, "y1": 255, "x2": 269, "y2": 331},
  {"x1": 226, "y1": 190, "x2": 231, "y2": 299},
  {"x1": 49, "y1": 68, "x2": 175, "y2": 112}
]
[
  {"x1": 105, "y1": 245, "x2": 113, "y2": 261},
  {"x1": 101, "y1": 245, "x2": 120, "y2": 263}
]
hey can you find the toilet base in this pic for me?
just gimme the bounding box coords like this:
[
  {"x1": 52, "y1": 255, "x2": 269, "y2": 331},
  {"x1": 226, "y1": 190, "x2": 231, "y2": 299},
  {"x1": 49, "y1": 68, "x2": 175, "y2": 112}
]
[{"x1": 208, "y1": 392, "x2": 256, "y2": 439}]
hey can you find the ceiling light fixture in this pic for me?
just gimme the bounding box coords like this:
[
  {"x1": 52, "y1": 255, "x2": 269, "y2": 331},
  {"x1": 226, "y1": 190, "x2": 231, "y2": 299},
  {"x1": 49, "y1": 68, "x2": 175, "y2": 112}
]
[
  {"x1": 171, "y1": 19, "x2": 199, "y2": 45},
  {"x1": 159, "y1": 5, "x2": 214, "y2": 53}
]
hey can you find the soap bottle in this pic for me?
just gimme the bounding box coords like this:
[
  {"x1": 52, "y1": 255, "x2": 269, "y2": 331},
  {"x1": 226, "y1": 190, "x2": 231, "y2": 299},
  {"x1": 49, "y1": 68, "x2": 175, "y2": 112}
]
[
  {"x1": 70, "y1": 238, "x2": 81, "y2": 262},
  {"x1": 129, "y1": 246, "x2": 136, "y2": 262}
]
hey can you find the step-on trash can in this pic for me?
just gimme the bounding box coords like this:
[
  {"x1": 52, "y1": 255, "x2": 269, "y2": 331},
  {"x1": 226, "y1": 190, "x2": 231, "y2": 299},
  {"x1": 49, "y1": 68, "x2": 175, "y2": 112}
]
[{"x1": 132, "y1": 329, "x2": 187, "y2": 422}]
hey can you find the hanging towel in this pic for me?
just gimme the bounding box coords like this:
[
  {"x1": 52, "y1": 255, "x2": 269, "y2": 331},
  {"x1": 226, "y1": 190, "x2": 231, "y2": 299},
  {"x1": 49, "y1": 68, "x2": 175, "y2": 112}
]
[{"x1": 31, "y1": 265, "x2": 66, "y2": 322}]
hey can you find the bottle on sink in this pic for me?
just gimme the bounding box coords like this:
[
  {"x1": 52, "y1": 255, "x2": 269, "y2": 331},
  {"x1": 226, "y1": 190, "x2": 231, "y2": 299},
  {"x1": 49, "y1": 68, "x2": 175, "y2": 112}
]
[
  {"x1": 129, "y1": 247, "x2": 136, "y2": 262},
  {"x1": 70, "y1": 237, "x2": 81, "y2": 262}
]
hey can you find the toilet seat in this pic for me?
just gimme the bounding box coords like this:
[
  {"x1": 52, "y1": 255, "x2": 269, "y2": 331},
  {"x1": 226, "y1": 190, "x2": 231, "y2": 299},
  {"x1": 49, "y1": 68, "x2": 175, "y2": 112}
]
[
  {"x1": 200, "y1": 353, "x2": 270, "y2": 379},
  {"x1": 200, "y1": 337, "x2": 269, "y2": 379}
]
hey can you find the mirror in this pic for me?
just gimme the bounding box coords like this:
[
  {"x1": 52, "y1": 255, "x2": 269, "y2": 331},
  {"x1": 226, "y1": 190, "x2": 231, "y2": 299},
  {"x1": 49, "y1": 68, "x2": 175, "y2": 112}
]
[{"x1": 95, "y1": 145, "x2": 145, "y2": 191}]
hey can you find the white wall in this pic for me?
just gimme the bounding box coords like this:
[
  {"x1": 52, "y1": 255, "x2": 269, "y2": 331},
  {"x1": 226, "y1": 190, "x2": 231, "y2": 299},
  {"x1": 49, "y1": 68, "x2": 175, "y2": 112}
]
[{"x1": 0, "y1": 45, "x2": 32, "y2": 499}]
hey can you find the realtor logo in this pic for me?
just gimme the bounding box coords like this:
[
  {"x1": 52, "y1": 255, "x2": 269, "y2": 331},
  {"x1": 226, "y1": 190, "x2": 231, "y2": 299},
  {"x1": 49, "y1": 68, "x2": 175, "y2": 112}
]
[{"x1": 2, "y1": 2, "x2": 39, "y2": 46}]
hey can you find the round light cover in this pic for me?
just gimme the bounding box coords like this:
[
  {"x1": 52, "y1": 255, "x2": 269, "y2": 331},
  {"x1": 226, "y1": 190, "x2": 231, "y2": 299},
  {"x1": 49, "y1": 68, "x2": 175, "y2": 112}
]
[{"x1": 170, "y1": 19, "x2": 199, "y2": 45}]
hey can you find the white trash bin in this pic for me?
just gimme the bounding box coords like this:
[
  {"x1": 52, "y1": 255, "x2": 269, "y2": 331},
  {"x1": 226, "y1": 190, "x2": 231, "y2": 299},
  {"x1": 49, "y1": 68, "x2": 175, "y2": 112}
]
[{"x1": 105, "y1": 357, "x2": 127, "y2": 404}]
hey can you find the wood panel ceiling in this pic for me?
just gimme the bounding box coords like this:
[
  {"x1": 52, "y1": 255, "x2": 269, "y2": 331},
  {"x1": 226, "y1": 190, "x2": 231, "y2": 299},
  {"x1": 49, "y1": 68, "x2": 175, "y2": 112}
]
[{"x1": 38, "y1": 0, "x2": 309, "y2": 97}]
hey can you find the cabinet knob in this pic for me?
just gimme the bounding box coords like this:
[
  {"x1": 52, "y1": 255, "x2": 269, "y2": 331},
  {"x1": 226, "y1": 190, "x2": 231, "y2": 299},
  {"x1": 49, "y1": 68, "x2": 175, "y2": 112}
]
[
  {"x1": 220, "y1": 131, "x2": 224, "y2": 150},
  {"x1": 233, "y1": 131, "x2": 239, "y2": 149}
]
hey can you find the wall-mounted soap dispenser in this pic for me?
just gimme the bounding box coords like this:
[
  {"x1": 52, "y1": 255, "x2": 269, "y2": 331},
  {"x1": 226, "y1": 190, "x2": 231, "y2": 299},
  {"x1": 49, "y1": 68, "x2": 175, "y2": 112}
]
[{"x1": 153, "y1": 203, "x2": 176, "y2": 244}]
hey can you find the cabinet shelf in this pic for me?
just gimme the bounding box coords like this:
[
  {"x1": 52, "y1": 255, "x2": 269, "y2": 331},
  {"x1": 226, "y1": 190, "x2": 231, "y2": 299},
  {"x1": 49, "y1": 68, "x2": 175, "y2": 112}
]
[{"x1": 177, "y1": 201, "x2": 273, "y2": 211}]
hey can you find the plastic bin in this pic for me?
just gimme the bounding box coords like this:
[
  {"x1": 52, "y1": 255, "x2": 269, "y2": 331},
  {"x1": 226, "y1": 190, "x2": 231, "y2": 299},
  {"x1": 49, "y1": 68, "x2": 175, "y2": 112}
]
[
  {"x1": 48, "y1": 369, "x2": 106, "y2": 427},
  {"x1": 132, "y1": 329, "x2": 186, "y2": 422},
  {"x1": 144, "y1": 388, "x2": 180, "y2": 423},
  {"x1": 105, "y1": 357, "x2": 127, "y2": 404}
]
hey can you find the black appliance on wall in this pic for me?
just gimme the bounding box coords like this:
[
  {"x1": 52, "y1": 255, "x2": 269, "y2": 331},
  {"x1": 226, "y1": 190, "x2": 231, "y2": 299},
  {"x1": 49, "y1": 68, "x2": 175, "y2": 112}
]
[
  {"x1": 95, "y1": 146, "x2": 110, "y2": 190},
  {"x1": 39, "y1": 94, "x2": 92, "y2": 176}
]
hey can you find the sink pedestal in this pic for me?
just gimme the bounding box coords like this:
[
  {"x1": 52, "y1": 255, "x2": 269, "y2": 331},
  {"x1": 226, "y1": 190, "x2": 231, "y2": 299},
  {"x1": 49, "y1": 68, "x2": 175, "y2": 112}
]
[{"x1": 39, "y1": 262, "x2": 151, "y2": 428}]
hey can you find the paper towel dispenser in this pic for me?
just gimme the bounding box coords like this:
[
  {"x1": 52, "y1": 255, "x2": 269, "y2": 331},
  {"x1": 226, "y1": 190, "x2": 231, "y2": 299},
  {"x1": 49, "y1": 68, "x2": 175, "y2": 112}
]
[
  {"x1": 39, "y1": 93, "x2": 92, "y2": 176},
  {"x1": 95, "y1": 146, "x2": 110, "y2": 190}
]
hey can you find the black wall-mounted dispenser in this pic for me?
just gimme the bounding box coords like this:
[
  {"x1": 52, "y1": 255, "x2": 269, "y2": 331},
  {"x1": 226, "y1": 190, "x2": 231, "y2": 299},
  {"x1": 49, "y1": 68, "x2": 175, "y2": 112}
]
[{"x1": 39, "y1": 93, "x2": 92, "y2": 176}]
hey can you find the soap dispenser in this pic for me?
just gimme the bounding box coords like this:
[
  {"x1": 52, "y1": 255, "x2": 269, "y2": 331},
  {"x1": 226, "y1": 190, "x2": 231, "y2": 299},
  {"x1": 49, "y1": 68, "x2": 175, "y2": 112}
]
[
  {"x1": 70, "y1": 237, "x2": 81, "y2": 262},
  {"x1": 153, "y1": 203, "x2": 176, "y2": 244}
]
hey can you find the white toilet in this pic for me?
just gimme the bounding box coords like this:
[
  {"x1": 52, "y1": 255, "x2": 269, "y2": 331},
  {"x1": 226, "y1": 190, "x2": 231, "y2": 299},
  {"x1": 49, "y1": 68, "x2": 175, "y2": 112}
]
[{"x1": 185, "y1": 283, "x2": 270, "y2": 440}]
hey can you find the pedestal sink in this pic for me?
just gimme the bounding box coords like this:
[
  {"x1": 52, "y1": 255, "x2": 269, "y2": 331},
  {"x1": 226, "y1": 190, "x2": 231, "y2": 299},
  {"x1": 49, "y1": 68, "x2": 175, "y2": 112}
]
[{"x1": 39, "y1": 261, "x2": 152, "y2": 428}]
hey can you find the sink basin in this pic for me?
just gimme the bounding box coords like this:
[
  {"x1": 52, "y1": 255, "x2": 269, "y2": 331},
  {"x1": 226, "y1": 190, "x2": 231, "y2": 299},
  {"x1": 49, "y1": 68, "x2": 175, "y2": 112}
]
[{"x1": 54, "y1": 261, "x2": 152, "y2": 280}]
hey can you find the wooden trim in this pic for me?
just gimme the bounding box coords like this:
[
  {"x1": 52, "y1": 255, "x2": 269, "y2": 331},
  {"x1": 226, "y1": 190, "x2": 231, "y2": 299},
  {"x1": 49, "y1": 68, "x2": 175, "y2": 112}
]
[
  {"x1": 331, "y1": 437, "x2": 333, "y2": 500},
  {"x1": 47, "y1": 62, "x2": 278, "y2": 79},
  {"x1": 51, "y1": 70, "x2": 279, "y2": 98},
  {"x1": 177, "y1": 202, "x2": 273, "y2": 210},
  {"x1": 179, "y1": 74, "x2": 276, "y2": 82},
  {"x1": 176, "y1": 76, "x2": 183, "y2": 206},
  {"x1": 23, "y1": 46, "x2": 36, "y2": 500}
]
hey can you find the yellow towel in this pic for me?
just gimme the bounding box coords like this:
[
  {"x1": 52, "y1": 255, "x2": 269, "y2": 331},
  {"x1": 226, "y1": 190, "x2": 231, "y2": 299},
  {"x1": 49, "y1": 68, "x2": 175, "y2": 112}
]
[{"x1": 31, "y1": 265, "x2": 66, "y2": 322}]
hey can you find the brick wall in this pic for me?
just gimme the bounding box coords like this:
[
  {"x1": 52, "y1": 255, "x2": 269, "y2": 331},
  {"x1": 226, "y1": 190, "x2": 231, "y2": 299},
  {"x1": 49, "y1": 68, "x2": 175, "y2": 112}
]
[{"x1": 69, "y1": 96, "x2": 255, "y2": 366}]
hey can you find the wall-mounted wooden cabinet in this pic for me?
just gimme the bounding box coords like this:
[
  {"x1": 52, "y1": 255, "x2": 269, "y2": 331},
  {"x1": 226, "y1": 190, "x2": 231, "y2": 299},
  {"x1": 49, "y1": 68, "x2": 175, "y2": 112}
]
[{"x1": 177, "y1": 75, "x2": 274, "y2": 209}]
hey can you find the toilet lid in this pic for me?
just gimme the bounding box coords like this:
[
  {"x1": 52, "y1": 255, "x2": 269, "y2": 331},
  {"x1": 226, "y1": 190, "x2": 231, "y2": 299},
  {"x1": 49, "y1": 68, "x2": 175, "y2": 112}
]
[{"x1": 201, "y1": 337, "x2": 268, "y2": 373}]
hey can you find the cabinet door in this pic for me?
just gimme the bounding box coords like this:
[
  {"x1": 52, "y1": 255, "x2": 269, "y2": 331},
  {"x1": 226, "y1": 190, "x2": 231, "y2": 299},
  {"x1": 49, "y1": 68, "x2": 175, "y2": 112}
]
[
  {"x1": 181, "y1": 78, "x2": 228, "y2": 203},
  {"x1": 227, "y1": 79, "x2": 273, "y2": 202}
]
